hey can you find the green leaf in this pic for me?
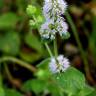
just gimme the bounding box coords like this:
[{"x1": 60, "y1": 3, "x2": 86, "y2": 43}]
[
  {"x1": 36, "y1": 58, "x2": 51, "y2": 79},
  {"x1": 0, "y1": 31, "x2": 20, "y2": 55},
  {"x1": 53, "y1": 67, "x2": 85, "y2": 95},
  {"x1": 47, "y1": 82, "x2": 64, "y2": 96},
  {"x1": 0, "y1": 13, "x2": 19, "y2": 29},
  {"x1": 25, "y1": 32, "x2": 43, "y2": 53},
  {"x1": 22, "y1": 79, "x2": 47, "y2": 94},
  {"x1": 5, "y1": 89, "x2": 22, "y2": 96},
  {"x1": 0, "y1": 87, "x2": 5, "y2": 96},
  {"x1": 77, "y1": 84, "x2": 94, "y2": 96},
  {"x1": 87, "y1": 89, "x2": 96, "y2": 96},
  {"x1": 35, "y1": 69, "x2": 51, "y2": 80}
]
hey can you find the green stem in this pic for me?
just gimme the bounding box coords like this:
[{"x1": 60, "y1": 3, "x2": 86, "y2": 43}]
[
  {"x1": 65, "y1": 12, "x2": 96, "y2": 84},
  {"x1": 0, "y1": 57, "x2": 37, "y2": 73},
  {"x1": 53, "y1": 37, "x2": 58, "y2": 57},
  {"x1": 44, "y1": 42, "x2": 53, "y2": 57},
  {"x1": 4, "y1": 63, "x2": 14, "y2": 82},
  {"x1": 66, "y1": 12, "x2": 88, "y2": 69},
  {"x1": 32, "y1": 15, "x2": 53, "y2": 58}
]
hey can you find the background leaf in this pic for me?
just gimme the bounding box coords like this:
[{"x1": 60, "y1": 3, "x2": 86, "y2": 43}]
[
  {"x1": 0, "y1": 13, "x2": 19, "y2": 29},
  {"x1": 5, "y1": 89, "x2": 22, "y2": 96},
  {"x1": 25, "y1": 32, "x2": 43, "y2": 53},
  {"x1": 0, "y1": 31, "x2": 20, "y2": 55}
]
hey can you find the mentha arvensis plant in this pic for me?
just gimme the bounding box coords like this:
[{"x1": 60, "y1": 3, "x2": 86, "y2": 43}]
[{"x1": 40, "y1": 0, "x2": 70, "y2": 74}]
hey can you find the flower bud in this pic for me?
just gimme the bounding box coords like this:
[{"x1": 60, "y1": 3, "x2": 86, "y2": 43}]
[
  {"x1": 29, "y1": 20, "x2": 36, "y2": 27},
  {"x1": 26, "y1": 5, "x2": 37, "y2": 16}
]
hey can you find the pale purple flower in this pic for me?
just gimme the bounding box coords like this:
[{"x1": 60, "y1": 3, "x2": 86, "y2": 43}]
[
  {"x1": 40, "y1": 19, "x2": 56, "y2": 40},
  {"x1": 40, "y1": 18, "x2": 68, "y2": 40},
  {"x1": 49, "y1": 55, "x2": 70, "y2": 73},
  {"x1": 56, "y1": 17, "x2": 68, "y2": 36},
  {"x1": 40, "y1": 0, "x2": 69, "y2": 40},
  {"x1": 43, "y1": 0, "x2": 68, "y2": 20}
]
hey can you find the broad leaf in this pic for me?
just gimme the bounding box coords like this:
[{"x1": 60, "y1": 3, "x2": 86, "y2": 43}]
[{"x1": 53, "y1": 67, "x2": 85, "y2": 95}]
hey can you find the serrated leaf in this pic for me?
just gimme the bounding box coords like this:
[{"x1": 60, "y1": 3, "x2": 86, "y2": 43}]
[
  {"x1": 22, "y1": 79, "x2": 47, "y2": 94},
  {"x1": 0, "y1": 31, "x2": 20, "y2": 55},
  {"x1": 5, "y1": 89, "x2": 22, "y2": 96},
  {"x1": 25, "y1": 32, "x2": 43, "y2": 53},
  {"x1": 53, "y1": 67, "x2": 85, "y2": 95},
  {"x1": 0, "y1": 13, "x2": 19, "y2": 29}
]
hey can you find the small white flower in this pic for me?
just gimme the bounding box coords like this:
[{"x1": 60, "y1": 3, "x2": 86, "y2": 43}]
[
  {"x1": 40, "y1": 19, "x2": 56, "y2": 40},
  {"x1": 49, "y1": 55, "x2": 70, "y2": 73}
]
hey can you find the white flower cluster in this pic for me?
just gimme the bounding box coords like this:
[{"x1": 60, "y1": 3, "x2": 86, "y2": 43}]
[
  {"x1": 49, "y1": 55, "x2": 70, "y2": 73},
  {"x1": 40, "y1": 0, "x2": 68, "y2": 40}
]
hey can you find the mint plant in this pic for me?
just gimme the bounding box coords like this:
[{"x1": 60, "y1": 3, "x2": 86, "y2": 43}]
[
  {"x1": 25, "y1": 0, "x2": 95, "y2": 96},
  {"x1": 0, "y1": 0, "x2": 96, "y2": 96}
]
